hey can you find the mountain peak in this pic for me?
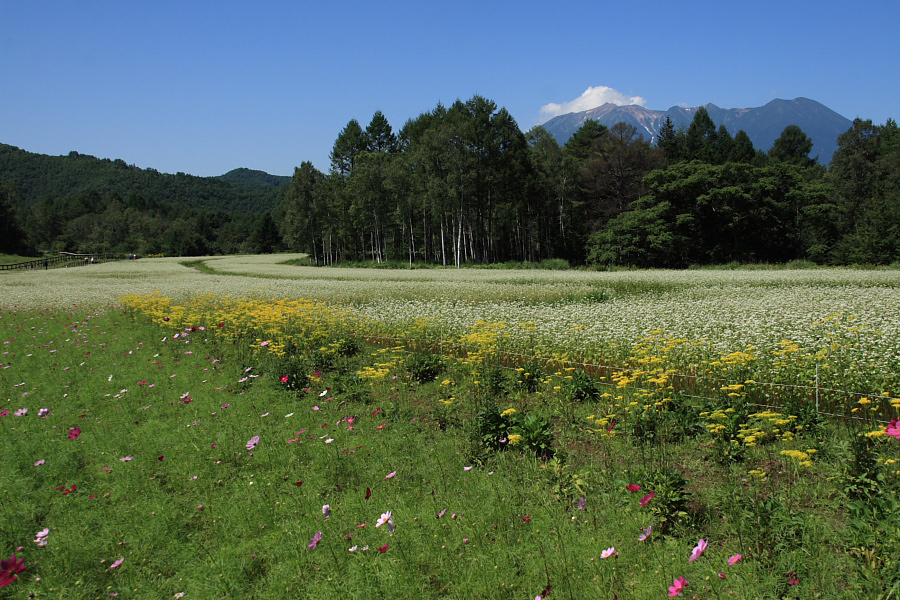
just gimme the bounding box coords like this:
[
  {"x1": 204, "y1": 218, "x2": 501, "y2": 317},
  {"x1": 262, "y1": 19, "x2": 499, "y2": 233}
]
[{"x1": 540, "y1": 97, "x2": 851, "y2": 164}]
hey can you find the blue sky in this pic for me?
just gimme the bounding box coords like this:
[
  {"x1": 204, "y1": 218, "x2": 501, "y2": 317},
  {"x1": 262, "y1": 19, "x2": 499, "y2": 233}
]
[{"x1": 2, "y1": 0, "x2": 897, "y2": 177}]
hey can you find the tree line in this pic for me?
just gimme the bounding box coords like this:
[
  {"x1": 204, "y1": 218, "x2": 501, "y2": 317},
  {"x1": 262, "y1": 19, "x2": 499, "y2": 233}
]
[
  {"x1": 280, "y1": 97, "x2": 900, "y2": 267},
  {"x1": 2, "y1": 97, "x2": 897, "y2": 266}
]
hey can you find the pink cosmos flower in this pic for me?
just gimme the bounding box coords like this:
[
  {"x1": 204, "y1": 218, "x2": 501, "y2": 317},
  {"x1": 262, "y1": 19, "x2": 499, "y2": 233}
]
[
  {"x1": 68, "y1": 427, "x2": 82, "y2": 440},
  {"x1": 34, "y1": 459, "x2": 45, "y2": 467},
  {"x1": 246, "y1": 435, "x2": 260, "y2": 450},
  {"x1": 886, "y1": 419, "x2": 900, "y2": 439},
  {"x1": 309, "y1": 531, "x2": 322, "y2": 549},
  {"x1": 638, "y1": 525, "x2": 652, "y2": 541},
  {"x1": 280, "y1": 375, "x2": 289, "y2": 383},
  {"x1": 728, "y1": 553, "x2": 742, "y2": 565},
  {"x1": 376, "y1": 511, "x2": 395, "y2": 533},
  {"x1": 322, "y1": 504, "x2": 331, "y2": 518},
  {"x1": 38, "y1": 408, "x2": 49, "y2": 418},
  {"x1": 14, "y1": 408, "x2": 27, "y2": 417},
  {"x1": 260, "y1": 341, "x2": 269, "y2": 347},
  {"x1": 626, "y1": 484, "x2": 641, "y2": 492},
  {"x1": 639, "y1": 491, "x2": 655, "y2": 506},
  {"x1": 384, "y1": 471, "x2": 396, "y2": 479},
  {"x1": 437, "y1": 509, "x2": 447, "y2": 519},
  {"x1": 109, "y1": 557, "x2": 124, "y2": 569},
  {"x1": 33, "y1": 529, "x2": 49, "y2": 547},
  {"x1": 788, "y1": 573, "x2": 799, "y2": 585},
  {"x1": 689, "y1": 539, "x2": 708, "y2": 562},
  {"x1": 577, "y1": 496, "x2": 587, "y2": 510},
  {"x1": 667, "y1": 575, "x2": 687, "y2": 597},
  {"x1": 600, "y1": 547, "x2": 617, "y2": 558},
  {"x1": 119, "y1": 456, "x2": 133, "y2": 462}
]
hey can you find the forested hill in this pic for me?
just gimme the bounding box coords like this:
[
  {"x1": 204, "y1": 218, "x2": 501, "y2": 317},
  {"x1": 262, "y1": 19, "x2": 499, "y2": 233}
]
[
  {"x1": 0, "y1": 143, "x2": 286, "y2": 214},
  {"x1": 215, "y1": 168, "x2": 291, "y2": 188}
]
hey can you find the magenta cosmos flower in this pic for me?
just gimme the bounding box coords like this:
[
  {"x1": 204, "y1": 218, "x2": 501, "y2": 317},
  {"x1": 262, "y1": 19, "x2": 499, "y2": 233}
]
[
  {"x1": 0, "y1": 554, "x2": 25, "y2": 587},
  {"x1": 667, "y1": 576, "x2": 687, "y2": 597},
  {"x1": 246, "y1": 435, "x2": 260, "y2": 450},
  {"x1": 639, "y1": 491, "x2": 655, "y2": 506},
  {"x1": 689, "y1": 539, "x2": 708, "y2": 562},
  {"x1": 886, "y1": 419, "x2": 900, "y2": 439}
]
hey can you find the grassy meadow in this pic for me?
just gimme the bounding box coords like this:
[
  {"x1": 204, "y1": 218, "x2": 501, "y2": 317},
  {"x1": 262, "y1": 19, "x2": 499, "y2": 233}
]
[{"x1": 2, "y1": 255, "x2": 900, "y2": 599}]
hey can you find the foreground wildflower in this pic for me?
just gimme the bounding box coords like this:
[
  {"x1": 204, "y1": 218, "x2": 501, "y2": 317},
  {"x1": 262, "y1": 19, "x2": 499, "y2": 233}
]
[
  {"x1": 667, "y1": 576, "x2": 687, "y2": 597},
  {"x1": 601, "y1": 547, "x2": 617, "y2": 558},
  {"x1": 376, "y1": 511, "x2": 395, "y2": 533},
  {"x1": 322, "y1": 504, "x2": 331, "y2": 518},
  {"x1": 68, "y1": 427, "x2": 82, "y2": 440},
  {"x1": 0, "y1": 554, "x2": 25, "y2": 587},
  {"x1": 689, "y1": 539, "x2": 708, "y2": 562},
  {"x1": 34, "y1": 528, "x2": 49, "y2": 547},
  {"x1": 638, "y1": 525, "x2": 652, "y2": 541},
  {"x1": 886, "y1": 419, "x2": 900, "y2": 439},
  {"x1": 728, "y1": 553, "x2": 742, "y2": 565},
  {"x1": 639, "y1": 491, "x2": 655, "y2": 507},
  {"x1": 109, "y1": 557, "x2": 124, "y2": 569},
  {"x1": 246, "y1": 435, "x2": 260, "y2": 450},
  {"x1": 309, "y1": 531, "x2": 322, "y2": 549}
]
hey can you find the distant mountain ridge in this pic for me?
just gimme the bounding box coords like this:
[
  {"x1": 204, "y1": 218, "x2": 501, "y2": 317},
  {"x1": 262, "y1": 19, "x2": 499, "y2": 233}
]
[
  {"x1": 0, "y1": 143, "x2": 287, "y2": 214},
  {"x1": 540, "y1": 97, "x2": 852, "y2": 164}
]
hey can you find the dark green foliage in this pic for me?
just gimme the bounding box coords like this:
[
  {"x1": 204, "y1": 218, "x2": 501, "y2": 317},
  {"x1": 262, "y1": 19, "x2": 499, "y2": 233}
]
[
  {"x1": 405, "y1": 352, "x2": 445, "y2": 384},
  {"x1": 472, "y1": 401, "x2": 555, "y2": 459},
  {"x1": 0, "y1": 143, "x2": 284, "y2": 213},
  {"x1": 514, "y1": 362, "x2": 544, "y2": 393},
  {"x1": 640, "y1": 469, "x2": 691, "y2": 533},
  {"x1": 0, "y1": 181, "x2": 33, "y2": 254},
  {"x1": 769, "y1": 124, "x2": 817, "y2": 167},
  {"x1": 564, "y1": 371, "x2": 601, "y2": 403}
]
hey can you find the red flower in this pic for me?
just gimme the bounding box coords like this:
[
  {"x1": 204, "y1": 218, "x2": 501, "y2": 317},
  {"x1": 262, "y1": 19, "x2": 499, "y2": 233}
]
[
  {"x1": 0, "y1": 554, "x2": 25, "y2": 587},
  {"x1": 378, "y1": 544, "x2": 389, "y2": 553},
  {"x1": 522, "y1": 515, "x2": 531, "y2": 522},
  {"x1": 294, "y1": 481, "x2": 303, "y2": 487},
  {"x1": 626, "y1": 484, "x2": 641, "y2": 492},
  {"x1": 639, "y1": 491, "x2": 655, "y2": 507},
  {"x1": 68, "y1": 427, "x2": 82, "y2": 440},
  {"x1": 280, "y1": 375, "x2": 289, "y2": 384},
  {"x1": 158, "y1": 455, "x2": 164, "y2": 461},
  {"x1": 217, "y1": 322, "x2": 225, "y2": 328},
  {"x1": 61, "y1": 484, "x2": 76, "y2": 496},
  {"x1": 365, "y1": 487, "x2": 371, "y2": 500}
]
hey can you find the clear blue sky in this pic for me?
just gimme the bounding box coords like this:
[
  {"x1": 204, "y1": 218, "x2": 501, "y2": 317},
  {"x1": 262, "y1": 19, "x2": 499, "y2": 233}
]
[{"x1": 2, "y1": 0, "x2": 897, "y2": 177}]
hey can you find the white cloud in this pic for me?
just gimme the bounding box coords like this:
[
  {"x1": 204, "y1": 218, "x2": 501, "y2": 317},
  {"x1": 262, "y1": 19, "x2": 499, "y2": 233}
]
[{"x1": 539, "y1": 86, "x2": 647, "y2": 120}]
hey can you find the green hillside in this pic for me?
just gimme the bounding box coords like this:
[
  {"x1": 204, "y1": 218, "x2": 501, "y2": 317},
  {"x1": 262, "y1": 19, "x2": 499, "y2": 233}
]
[{"x1": 0, "y1": 143, "x2": 286, "y2": 214}]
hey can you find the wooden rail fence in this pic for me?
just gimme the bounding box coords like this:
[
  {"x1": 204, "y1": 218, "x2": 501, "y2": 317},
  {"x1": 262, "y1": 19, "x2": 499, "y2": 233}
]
[{"x1": 0, "y1": 252, "x2": 135, "y2": 271}]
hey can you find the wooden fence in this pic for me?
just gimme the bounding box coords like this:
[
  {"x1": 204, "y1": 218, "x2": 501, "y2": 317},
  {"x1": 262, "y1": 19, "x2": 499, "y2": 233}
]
[{"x1": 0, "y1": 252, "x2": 134, "y2": 271}]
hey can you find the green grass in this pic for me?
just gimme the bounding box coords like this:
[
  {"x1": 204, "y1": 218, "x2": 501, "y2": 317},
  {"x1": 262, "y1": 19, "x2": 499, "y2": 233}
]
[
  {"x1": 3, "y1": 305, "x2": 899, "y2": 598},
  {"x1": 0, "y1": 253, "x2": 41, "y2": 266}
]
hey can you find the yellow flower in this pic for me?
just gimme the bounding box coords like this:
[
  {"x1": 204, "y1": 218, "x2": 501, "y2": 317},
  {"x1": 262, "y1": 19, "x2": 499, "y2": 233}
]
[
  {"x1": 501, "y1": 408, "x2": 517, "y2": 417},
  {"x1": 507, "y1": 434, "x2": 523, "y2": 446}
]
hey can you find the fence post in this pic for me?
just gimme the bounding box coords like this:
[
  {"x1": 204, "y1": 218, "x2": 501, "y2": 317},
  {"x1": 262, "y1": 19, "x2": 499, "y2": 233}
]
[{"x1": 815, "y1": 364, "x2": 820, "y2": 413}]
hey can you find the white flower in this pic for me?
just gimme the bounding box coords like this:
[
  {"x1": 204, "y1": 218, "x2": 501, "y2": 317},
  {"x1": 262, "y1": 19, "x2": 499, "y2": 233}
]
[{"x1": 376, "y1": 510, "x2": 395, "y2": 533}]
